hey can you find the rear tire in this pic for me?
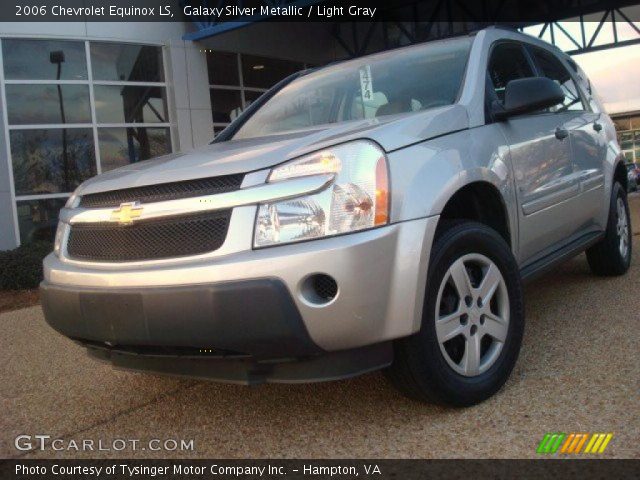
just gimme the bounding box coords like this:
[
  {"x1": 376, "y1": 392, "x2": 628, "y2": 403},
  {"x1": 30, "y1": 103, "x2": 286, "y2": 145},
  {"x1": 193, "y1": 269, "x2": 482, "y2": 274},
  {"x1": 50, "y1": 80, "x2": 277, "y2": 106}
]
[
  {"x1": 586, "y1": 182, "x2": 632, "y2": 276},
  {"x1": 386, "y1": 221, "x2": 524, "y2": 407}
]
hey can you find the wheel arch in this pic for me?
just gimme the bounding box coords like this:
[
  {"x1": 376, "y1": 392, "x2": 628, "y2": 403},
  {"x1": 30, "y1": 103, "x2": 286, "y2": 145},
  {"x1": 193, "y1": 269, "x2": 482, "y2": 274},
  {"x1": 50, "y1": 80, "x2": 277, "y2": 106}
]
[
  {"x1": 436, "y1": 180, "x2": 513, "y2": 248},
  {"x1": 613, "y1": 159, "x2": 628, "y2": 192}
]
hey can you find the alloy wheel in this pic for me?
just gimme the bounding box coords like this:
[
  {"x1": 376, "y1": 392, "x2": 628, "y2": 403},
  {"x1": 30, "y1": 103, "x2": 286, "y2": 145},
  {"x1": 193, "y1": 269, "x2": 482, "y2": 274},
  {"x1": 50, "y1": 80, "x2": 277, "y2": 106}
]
[
  {"x1": 617, "y1": 197, "x2": 630, "y2": 260},
  {"x1": 435, "y1": 253, "x2": 510, "y2": 377}
]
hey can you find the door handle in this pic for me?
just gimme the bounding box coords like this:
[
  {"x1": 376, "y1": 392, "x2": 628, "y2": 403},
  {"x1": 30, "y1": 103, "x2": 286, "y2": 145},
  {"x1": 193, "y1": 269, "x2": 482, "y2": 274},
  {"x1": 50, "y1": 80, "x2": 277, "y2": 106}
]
[
  {"x1": 593, "y1": 122, "x2": 603, "y2": 132},
  {"x1": 555, "y1": 127, "x2": 569, "y2": 140}
]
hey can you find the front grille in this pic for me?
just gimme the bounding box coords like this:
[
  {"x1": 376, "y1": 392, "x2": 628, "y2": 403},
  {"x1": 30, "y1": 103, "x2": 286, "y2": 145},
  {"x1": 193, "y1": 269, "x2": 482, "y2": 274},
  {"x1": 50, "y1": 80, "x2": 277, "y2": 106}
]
[
  {"x1": 79, "y1": 174, "x2": 244, "y2": 208},
  {"x1": 66, "y1": 210, "x2": 231, "y2": 262}
]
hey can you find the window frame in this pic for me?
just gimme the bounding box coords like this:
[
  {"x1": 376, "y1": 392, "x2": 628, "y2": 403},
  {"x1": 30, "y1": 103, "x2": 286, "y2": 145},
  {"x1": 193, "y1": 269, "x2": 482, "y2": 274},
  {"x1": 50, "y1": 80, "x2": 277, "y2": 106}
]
[
  {"x1": 484, "y1": 40, "x2": 537, "y2": 122},
  {"x1": 208, "y1": 51, "x2": 308, "y2": 135},
  {"x1": 485, "y1": 40, "x2": 592, "y2": 123},
  {"x1": 209, "y1": 52, "x2": 270, "y2": 133},
  {"x1": 523, "y1": 43, "x2": 590, "y2": 114},
  {"x1": 0, "y1": 36, "x2": 174, "y2": 244}
]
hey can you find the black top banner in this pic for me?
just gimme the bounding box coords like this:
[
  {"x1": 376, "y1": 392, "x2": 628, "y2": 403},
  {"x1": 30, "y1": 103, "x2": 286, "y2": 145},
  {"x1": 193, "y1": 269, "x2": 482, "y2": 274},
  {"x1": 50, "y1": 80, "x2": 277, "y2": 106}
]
[{"x1": 2, "y1": 0, "x2": 640, "y2": 23}]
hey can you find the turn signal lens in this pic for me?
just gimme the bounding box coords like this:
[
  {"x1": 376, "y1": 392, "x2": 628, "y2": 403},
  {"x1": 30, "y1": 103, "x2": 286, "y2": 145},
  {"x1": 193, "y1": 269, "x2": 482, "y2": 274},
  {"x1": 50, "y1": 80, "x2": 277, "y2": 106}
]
[{"x1": 374, "y1": 156, "x2": 389, "y2": 226}]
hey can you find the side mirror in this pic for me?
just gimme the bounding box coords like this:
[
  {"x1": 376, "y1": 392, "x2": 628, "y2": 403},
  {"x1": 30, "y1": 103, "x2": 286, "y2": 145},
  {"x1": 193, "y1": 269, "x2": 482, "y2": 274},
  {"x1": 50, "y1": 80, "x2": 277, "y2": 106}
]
[{"x1": 493, "y1": 77, "x2": 565, "y2": 120}]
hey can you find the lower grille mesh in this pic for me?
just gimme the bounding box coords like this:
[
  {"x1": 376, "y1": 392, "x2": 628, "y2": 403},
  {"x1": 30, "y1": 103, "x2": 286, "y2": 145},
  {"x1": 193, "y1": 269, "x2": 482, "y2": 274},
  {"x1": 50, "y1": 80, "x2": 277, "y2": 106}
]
[{"x1": 67, "y1": 210, "x2": 231, "y2": 262}]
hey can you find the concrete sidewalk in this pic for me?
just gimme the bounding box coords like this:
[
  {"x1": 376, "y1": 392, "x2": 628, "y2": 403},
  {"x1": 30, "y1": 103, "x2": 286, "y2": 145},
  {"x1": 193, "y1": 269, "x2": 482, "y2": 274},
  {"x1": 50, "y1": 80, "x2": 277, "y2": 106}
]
[{"x1": 1, "y1": 197, "x2": 639, "y2": 459}]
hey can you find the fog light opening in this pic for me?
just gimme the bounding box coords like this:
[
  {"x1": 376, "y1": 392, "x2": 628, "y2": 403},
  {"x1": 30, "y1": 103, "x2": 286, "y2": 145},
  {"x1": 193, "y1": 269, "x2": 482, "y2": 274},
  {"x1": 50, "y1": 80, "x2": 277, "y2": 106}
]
[{"x1": 301, "y1": 274, "x2": 339, "y2": 305}]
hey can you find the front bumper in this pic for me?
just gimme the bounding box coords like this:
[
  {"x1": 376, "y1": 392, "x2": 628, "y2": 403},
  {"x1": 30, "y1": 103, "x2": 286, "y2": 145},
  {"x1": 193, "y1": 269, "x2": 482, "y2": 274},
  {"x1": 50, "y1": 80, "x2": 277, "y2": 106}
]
[
  {"x1": 85, "y1": 341, "x2": 393, "y2": 385},
  {"x1": 41, "y1": 279, "x2": 393, "y2": 383},
  {"x1": 42, "y1": 216, "x2": 438, "y2": 379},
  {"x1": 41, "y1": 279, "x2": 322, "y2": 359}
]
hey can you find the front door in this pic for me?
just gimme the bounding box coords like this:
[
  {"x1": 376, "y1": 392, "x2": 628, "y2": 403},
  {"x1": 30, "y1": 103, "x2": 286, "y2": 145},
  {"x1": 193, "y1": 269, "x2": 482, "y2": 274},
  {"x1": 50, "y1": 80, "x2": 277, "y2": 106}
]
[
  {"x1": 487, "y1": 42, "x2": 580, "y2": 264},
  {"x1": 503, "y1": 113, "x2": 580, "y2": 263},
  {"x1": 526, "y1": 45, "x2": 606, "y2": 234}
]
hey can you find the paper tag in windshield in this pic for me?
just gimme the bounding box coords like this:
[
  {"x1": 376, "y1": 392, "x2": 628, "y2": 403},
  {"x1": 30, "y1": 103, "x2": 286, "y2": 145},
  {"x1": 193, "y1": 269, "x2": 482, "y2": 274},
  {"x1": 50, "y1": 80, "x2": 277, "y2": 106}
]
[{"x1": 359, "y1": 65, "x2": 373, "y2": 102}]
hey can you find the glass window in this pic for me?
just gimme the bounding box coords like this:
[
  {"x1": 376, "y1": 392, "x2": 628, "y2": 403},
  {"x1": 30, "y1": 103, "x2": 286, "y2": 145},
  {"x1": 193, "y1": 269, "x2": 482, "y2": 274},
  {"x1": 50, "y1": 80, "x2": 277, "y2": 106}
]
[
  {"x1": 210, "y1": 89, "x2": 242, "y2": 123},
  {"x1": 94, "y1": 85, "x2": 168, "y2": 124},
  {"x1": 98, "y1": 127, "x2": 171, "y2": 172},
  {"x1": 234, "y1": 37, "x2": 472, "y2": 140},
  {"x1": 16, "y1": 198, "x2": 67, "y2": 244},
  {"x1": 529, "y1": 46, "x2": 585, "y2": 112},
  {"x1": 6, "y1": 84, "x2": 91, "y2": 125},
  {"x1": 2, "y1": 39, "x2": 87, "y2": 80},
  {"x1": 349, "y1": 91, "x2": 393, "y2": 120},
  {"x1": 207, "y1": 52, "x2": 239, "y2": 86},
  {"x1": 2, "y1": 39, "x2": 175, "y2": 246},
  {"x1": 243, "y1": 90, "x2": 263, "y2": 107},
  {"x1": 91, "y1": 43, "x2": 164, "y2": 82},
  {"x1": 241, "y1": 54, "x2": 303, "y2": 89},
  {"x1": 620, "y1": 131, "x2": 633, "y2": 142},
  {"x1": 10, "y1": 128, "x2": 96, "y2": 195},
  {"x1": 620, "y1": 131, "x2": 634, "y2": 150},
  {"x1": 487, "y1": 43, "x2": 535, "y2": 104}
]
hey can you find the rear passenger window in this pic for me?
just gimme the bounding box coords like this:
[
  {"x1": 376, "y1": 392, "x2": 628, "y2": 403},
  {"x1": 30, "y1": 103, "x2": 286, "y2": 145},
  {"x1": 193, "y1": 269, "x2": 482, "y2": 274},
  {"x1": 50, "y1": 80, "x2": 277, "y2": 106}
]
[
  {"x1": 487, "y1": 43, "x2": 534, "y2": 104},
  {"x1": 529, "y1": 46, "x2": 585, "y2": 112}
]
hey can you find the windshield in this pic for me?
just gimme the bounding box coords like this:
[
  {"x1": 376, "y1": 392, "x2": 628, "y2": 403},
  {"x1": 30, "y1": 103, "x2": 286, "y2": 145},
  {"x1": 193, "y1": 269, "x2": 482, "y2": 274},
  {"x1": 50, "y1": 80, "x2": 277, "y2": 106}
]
[{"x1": 232, "y1": 37, "x2": 473, "y2": 140}]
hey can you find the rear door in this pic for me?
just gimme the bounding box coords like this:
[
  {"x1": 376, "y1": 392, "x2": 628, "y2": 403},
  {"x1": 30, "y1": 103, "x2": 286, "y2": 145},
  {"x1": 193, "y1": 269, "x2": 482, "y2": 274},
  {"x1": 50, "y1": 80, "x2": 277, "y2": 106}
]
[
  {"x1": 526, "y1": 45, "x2": 606, "y2": 232},
  {"x1": 487, "y1": 42, "x2": 579, "y2": 264}
]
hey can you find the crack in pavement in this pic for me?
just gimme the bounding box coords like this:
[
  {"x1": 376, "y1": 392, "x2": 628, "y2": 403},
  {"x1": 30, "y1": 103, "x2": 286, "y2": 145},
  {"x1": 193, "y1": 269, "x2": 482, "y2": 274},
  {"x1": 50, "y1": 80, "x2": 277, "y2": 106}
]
[{"x1": 9, "y1": 380, "x2": 201, "y2": 460}]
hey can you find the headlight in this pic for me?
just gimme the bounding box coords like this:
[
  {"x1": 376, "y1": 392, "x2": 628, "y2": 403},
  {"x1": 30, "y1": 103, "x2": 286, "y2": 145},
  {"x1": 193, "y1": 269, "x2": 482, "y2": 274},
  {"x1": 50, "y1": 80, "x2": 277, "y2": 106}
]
[{"x1": 254, "y1": 140, "x2": 389, "y2": 248}]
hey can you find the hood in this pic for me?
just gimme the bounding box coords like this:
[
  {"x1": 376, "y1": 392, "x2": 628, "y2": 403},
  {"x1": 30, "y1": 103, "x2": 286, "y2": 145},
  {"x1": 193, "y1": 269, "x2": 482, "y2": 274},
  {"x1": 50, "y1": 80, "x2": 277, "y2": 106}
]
[{"x1": 78, "y1": 105, "x2": 468, "y2": 196}]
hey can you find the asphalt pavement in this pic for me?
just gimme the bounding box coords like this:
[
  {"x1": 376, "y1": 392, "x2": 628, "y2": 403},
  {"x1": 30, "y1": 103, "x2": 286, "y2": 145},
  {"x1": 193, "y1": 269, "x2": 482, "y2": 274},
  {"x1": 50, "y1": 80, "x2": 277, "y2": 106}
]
[{"x1": 2, "y1": 195, "x2": 639, "y2": 459}]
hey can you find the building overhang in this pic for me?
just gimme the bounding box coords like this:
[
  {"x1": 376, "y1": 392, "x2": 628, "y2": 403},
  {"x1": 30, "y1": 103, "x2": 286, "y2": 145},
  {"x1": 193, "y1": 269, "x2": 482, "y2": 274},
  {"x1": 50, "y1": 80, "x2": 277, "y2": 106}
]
[{"x1": 182, "y1": 0, "x2": 640, "y2": 58}]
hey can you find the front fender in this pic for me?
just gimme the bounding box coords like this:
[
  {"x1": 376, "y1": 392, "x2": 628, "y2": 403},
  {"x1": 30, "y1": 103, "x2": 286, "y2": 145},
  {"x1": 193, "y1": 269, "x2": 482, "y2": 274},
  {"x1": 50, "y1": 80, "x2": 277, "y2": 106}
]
[{"x1": 388, "y1": 126, "x2": 517, "y2": 247}]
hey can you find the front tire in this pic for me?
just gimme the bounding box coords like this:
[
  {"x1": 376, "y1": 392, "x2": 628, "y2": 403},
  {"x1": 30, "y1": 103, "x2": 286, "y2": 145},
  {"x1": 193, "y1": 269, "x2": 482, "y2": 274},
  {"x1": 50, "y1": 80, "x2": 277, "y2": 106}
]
[
  {"x1": 386, "y1": 221, "x2": 524, "y2": 407},
  {"x1": 586, "y1": 182, "x2": 632, "y2": 276}
]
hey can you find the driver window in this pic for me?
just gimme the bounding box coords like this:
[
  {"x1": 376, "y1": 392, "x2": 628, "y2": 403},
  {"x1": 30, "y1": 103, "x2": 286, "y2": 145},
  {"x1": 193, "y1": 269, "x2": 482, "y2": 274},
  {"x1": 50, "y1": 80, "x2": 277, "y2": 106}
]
[
  {"x1": 487, "y1": 43, "x2": 535, "y2": 105},
  {"x1": 528, "y1": 46, "x2": 585, "y2": 112}
]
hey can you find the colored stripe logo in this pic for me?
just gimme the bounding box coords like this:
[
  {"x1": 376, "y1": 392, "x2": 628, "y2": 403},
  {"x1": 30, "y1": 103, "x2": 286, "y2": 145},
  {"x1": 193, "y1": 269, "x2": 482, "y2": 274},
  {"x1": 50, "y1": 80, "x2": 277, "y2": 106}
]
[{"x1": 537, "y1": 433, "x2": 613, "y2": 454}]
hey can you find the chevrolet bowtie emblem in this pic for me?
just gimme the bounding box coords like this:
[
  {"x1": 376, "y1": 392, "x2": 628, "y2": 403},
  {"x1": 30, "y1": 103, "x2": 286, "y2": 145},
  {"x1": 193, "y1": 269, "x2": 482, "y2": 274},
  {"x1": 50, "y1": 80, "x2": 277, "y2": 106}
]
[{"x1": 111, "y1": 202, "x2": 143, "y2": 225}]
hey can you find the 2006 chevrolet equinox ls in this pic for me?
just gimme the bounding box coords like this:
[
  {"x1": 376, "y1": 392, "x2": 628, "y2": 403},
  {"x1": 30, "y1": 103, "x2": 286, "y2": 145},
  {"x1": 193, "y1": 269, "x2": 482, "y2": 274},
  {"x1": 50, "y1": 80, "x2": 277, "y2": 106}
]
[{"x1": 42, "y1": 27, "x2": 632, "y2": 406}]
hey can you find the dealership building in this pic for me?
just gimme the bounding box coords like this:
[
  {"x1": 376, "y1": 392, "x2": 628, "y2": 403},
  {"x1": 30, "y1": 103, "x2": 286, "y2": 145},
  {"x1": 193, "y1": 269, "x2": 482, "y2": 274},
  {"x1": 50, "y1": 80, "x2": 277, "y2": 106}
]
[
  {"x1": 0, "y1": 19, "x2": 351, "y2": 250},
  {"x1": 0, "y1": 0, "x2": 639, "y2": 250}
]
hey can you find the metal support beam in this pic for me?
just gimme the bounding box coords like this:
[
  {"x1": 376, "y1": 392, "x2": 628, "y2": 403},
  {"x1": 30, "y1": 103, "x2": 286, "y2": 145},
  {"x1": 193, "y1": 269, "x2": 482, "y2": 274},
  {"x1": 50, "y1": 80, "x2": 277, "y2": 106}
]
[
  {"x1": 182, "y1": 0, "x2": 640, "y2": 58},
  {"x1": 527, "y1": 8, "x2": 640, "y2": 55}
]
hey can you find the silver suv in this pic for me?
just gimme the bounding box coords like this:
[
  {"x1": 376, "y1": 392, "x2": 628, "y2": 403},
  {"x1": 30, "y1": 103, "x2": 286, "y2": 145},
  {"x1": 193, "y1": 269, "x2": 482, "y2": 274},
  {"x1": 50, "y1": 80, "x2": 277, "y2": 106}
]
[{"x1": 41, "y1": 28, "x2": 632, "y2": 406}]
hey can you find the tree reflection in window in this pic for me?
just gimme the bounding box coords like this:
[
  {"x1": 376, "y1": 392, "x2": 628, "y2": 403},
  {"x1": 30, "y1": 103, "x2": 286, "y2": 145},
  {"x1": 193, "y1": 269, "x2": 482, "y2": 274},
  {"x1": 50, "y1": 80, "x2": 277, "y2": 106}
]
[
  {"x1": 10, "y1": 129, "x2": 96, "y2": 195},
  {"x1": 98, "y1": 127, "x2": 171, "y2": 172},
  {"x1": 16, "y1": 198, "x2": 67, "y2": 243}
]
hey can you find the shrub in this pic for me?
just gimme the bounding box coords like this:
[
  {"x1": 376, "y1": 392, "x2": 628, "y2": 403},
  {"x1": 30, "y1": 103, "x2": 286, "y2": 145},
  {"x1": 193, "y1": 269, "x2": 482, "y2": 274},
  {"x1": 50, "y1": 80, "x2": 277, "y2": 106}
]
[{"x1": 0, "y1": 241, "x2": 53, "y2": 290}]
